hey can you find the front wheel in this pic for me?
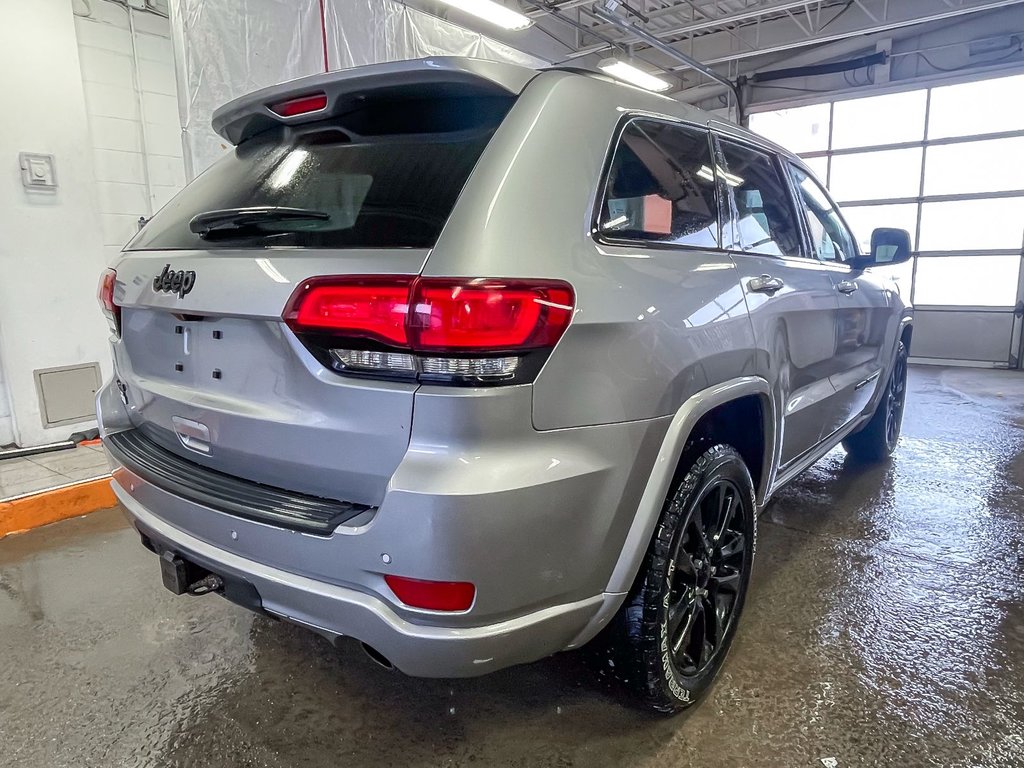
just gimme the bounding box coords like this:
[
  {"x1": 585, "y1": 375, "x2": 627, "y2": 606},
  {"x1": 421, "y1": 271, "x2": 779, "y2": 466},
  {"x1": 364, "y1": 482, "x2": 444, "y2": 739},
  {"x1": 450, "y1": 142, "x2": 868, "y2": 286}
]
[
  {"x1": 603, "y1": 444, "x2": 756, "y2": 713},
  {"x1": 842, "y1": 340, "x2": 908, "y2": 461}
]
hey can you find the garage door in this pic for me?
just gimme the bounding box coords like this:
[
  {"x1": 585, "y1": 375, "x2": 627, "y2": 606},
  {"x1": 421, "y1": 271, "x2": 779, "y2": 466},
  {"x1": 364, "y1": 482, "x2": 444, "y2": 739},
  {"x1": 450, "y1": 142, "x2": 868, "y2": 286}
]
[{"x1": 750, "y1": 71, "x2": 1024, "y2": 368}]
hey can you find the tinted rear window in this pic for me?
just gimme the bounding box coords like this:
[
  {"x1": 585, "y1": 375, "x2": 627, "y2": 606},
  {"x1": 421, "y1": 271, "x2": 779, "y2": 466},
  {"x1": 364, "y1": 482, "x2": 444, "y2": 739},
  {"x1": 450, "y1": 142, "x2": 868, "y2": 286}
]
[{"x1": 128, "y1": 99, "x2": 512, "y2": 251}]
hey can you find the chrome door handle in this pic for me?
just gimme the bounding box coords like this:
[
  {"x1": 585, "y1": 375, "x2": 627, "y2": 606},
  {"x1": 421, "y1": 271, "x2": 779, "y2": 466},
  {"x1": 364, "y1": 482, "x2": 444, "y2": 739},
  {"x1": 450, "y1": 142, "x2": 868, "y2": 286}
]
[
  {"x1": 748, "y1": 275, "x2": 784, "y2": 294},
  {"x1": 837, "y1": 280, "x2": 859, "y2": 294}
]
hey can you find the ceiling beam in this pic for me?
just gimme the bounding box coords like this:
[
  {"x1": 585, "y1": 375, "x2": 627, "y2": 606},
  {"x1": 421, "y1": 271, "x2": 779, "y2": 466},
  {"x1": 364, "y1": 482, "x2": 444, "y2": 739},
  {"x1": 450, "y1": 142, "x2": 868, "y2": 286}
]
[
  {"x1": 525, "y1": 0, "x2": 593, "y2": 18},
  {"x1": 562, "y1": 0, "x2": 836, "y2": 59},
  {"x1": 699, "y1": 0, "x2": 1024, "y2": 64},
  {"x1": 591, "y1": 6, "x2": 740, "y2": 94},
  {"x1": 555, "y1": 0, "x2": 1024, "y2": 68}
]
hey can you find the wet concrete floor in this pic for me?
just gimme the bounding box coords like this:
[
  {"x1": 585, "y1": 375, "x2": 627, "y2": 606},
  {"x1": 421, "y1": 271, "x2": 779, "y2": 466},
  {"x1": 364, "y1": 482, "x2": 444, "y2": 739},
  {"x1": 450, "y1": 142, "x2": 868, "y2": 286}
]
[{"x1": 1, "y1": 365, "x2": 1023, "y2": 767}]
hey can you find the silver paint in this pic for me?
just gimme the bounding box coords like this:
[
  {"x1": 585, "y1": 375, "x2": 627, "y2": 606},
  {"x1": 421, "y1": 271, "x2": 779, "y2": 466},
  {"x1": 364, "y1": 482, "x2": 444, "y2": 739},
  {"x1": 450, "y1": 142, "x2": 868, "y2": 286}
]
[{"x1": 97, "y1": 58, "x2": 910, "y2": 677}]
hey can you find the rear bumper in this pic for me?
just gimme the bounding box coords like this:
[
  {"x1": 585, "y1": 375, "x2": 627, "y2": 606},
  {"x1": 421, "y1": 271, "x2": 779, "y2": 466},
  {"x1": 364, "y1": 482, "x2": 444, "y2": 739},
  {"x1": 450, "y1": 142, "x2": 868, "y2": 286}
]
[
  {"x1": 115, "y1": 481, "x2": 605, "y2": 677},
  {"x1": 98, "y1": 378, "x2": 668, "y2": 676}
]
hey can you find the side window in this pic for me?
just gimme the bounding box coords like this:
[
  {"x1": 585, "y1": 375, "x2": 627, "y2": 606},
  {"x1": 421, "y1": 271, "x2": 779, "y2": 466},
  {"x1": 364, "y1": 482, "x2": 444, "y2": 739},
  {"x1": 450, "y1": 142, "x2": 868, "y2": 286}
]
[
  {"x1": 789, "y1": 164, "x2": 859, "y2": 263},
  {"x1": 716, "y1": 139, "x2": 802, "y2": 259},
  {"x1": 598, "y1": 120, "x2": 719, "y2": 249}
]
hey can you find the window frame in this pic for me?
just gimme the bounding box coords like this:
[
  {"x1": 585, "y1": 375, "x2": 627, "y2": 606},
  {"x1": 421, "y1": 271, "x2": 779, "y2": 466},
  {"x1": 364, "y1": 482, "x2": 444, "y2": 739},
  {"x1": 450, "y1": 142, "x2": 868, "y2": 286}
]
[
  {"x1": 591, "y1": 114, "x2": 725, "y2": 254},
  {"x1": 711, "y1": 131, "x2": 812, "y2": 263},
  {"x1": 786, "y1": 160, "x2": 862, "y2": 266}
]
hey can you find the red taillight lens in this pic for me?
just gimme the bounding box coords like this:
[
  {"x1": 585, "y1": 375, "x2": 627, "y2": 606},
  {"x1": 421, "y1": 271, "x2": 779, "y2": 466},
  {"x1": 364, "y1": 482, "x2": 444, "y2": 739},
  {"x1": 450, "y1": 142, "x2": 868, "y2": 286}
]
[
  {"x1": 269, "y1": 92, "x2": 328, "y2": 117},
  {"x1": 284, "y1": 277, "x2": 575, "y2": 353},
  {"x1": 409, "y1": 280, "x2": 574, "y2": 351},
  {"x1": 384, "y1": 575, "x2": 475, "y2": 612},
  {"x1": 285, "y1": 278, "x2": 411, "y2": 346},
  {"x1": 97, "y1": 268, "x2": 120, "y2": 336}
]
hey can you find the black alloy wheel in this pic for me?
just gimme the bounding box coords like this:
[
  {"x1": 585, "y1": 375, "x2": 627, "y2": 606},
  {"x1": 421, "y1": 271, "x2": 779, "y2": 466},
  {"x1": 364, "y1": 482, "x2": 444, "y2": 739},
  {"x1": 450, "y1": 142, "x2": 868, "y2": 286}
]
[
  {"x1": 665, "y1": 478, "x2": 747, "y2": 677},
  {"x1": 603, "y1": 443, "x2": 756, "y2": 713},
  {"x1": 843, "y1": 340, "x2": 909, "y2": 461},
  {"x1": 884, "y1": 347, "x2": 908, "y2": 452}
]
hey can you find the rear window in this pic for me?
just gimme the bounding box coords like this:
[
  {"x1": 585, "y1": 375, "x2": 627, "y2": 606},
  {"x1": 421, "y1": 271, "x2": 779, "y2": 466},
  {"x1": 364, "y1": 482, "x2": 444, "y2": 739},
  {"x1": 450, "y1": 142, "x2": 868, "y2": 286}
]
[{"x1": 128, "y1": 98, "x2": 512, "y2": 251}]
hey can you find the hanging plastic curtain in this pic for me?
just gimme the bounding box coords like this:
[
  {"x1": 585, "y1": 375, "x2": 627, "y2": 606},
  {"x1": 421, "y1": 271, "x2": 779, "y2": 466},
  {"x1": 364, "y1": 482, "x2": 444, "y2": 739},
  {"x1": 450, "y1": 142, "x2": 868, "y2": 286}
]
[{"x1": 168, "y1": 0, "x2": 547, "y2": 179}]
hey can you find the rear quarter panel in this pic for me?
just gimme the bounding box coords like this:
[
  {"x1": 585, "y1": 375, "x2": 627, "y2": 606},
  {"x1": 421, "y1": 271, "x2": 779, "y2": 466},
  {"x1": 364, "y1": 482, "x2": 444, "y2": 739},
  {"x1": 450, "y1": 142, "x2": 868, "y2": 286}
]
[{"x1": 425, "y1": 72, "x2": 759, "y2": 429}]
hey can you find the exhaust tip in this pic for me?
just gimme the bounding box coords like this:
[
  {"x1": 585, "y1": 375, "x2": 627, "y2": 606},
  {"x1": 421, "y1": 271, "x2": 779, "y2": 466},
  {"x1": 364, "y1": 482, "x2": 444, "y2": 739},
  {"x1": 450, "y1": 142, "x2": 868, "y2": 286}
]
[{"x1": 361, "y1": 641, "x2": 395, "y2": 671}]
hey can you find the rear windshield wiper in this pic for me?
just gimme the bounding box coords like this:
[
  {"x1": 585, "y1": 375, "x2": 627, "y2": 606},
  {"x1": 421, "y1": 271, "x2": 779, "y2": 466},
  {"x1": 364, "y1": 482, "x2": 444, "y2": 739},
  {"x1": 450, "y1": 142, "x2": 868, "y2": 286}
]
[{"x1": 189, "y1": 206, "x2": 330, "y2": 238}]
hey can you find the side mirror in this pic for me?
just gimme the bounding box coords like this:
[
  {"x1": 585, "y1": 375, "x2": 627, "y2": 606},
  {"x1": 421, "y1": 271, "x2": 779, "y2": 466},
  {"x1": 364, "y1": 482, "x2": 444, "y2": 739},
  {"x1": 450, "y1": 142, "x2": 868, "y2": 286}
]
[{"x1": 860, "y1": 227, "x2": 912, "y2": 267}]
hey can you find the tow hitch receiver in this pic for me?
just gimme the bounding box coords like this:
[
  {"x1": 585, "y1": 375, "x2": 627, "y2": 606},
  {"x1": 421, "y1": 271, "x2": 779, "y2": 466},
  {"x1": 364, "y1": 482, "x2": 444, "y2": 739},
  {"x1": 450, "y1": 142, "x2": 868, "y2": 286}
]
[{"x1": 160, "y1": 551, "x2": 223, "y2": 595}]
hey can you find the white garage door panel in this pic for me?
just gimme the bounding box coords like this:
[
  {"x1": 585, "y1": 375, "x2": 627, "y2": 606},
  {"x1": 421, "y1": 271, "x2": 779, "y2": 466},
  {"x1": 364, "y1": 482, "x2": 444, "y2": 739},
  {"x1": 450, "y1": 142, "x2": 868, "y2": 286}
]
[{"x1": 912, "y1": 309, "x2": 1015, "y2": 363}]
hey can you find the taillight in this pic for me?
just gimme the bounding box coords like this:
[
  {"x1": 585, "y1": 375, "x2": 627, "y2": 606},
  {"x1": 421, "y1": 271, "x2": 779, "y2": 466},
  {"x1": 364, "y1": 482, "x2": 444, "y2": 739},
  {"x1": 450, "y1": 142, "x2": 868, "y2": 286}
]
[
  {"x1": 288, "y1": 278, "x2": 410, "y2": 346},
  {"x1": 269, "y1": 92, "x2": 328, "y2": 117},
  {"x1": 284, "y1": 276, "x2": 575, "y2": 385},
  {"x1": 384, "y1": 575, "x2": 475, "y2": 612},
  {"x1": 409, "y1": 280, "x2": 574, "y2": 351},
  {"x1": 97, "y1": 268, "x2": 121, "y2": 337}
]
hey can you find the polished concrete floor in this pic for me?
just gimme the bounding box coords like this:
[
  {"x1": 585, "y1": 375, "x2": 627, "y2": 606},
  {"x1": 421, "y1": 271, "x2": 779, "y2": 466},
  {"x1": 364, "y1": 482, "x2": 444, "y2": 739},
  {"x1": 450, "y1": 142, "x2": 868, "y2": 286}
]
[{"x1": 2, "y1": 366, "x2": 1022, "y2": 767}]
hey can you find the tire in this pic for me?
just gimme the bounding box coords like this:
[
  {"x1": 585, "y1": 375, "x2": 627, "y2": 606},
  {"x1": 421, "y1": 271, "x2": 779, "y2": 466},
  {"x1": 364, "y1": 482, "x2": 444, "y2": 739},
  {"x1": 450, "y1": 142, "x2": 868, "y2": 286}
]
[
  {"x1": 842, "y1": 341, "x2": 908, "y2": 462},
  {"x1": 603, "y1": 444, "x2": 757, "y2": 714}
]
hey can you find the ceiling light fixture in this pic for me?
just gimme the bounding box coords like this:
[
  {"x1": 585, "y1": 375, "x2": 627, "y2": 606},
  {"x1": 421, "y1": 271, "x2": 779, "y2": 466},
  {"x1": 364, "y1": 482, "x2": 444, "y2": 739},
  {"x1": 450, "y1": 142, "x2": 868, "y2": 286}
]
[
  {"x1": 597, "y1": 58, "x2": 672, "y2": 92},
  {"x1": 437, "y1": 0, "x2": 533, "y2": 31}
]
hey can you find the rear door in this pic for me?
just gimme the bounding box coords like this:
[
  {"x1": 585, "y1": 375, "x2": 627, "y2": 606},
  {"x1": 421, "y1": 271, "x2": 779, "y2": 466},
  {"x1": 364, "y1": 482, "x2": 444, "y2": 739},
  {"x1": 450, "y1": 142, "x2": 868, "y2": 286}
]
[
  {"x1": 110, "y1": 85, "x2": 517, "y2": 507},
  {"x1": 787, "y1": 163, "x2": 892, "y2": 435},
  {"x1": 714, "y1": 134, "x2": 843, "y2": 468}
]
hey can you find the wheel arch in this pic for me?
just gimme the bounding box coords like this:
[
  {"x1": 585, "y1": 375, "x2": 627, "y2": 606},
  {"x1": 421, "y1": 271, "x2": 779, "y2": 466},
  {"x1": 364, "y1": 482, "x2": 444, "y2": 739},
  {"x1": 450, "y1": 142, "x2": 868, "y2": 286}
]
[
  {"x1": 899, "y1": 318, "x2": 913, "y2": 351},
  {"x1": 564, "y1": 377, "x2": 774, "y2": 650},
  {"x1": 604, "y1": 376, "x2": 775, "y2": 596}
]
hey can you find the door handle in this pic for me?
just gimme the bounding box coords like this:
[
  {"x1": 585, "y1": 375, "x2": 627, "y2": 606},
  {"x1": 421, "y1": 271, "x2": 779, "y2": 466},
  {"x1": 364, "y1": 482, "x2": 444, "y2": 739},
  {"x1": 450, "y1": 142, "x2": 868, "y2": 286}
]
[
  {"x1": 837, "y1": 280, "x2": 859, "y2": 294},
  {"x1": 748, "y1": 274, "x2": 784, "y2": 294}
]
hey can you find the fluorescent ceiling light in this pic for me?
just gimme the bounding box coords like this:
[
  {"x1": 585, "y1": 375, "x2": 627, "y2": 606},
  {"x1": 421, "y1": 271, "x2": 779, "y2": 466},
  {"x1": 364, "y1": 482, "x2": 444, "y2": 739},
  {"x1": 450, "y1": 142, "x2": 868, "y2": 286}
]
[
  {"x1": 437, "y1": 0, "x2": 533, "y2": 31},
  {"x1": 268, "y1": 149, "x2": 309, "y2": 189},
  {"x1": 598, "y1": 59, "x2": 672, "y2": 92},
  {"x1": 717, "y1": 166, "x2": 745, "y2": 187},
  {"x1": 697, "y1": 164, "x2": 744, "y2": 187}
]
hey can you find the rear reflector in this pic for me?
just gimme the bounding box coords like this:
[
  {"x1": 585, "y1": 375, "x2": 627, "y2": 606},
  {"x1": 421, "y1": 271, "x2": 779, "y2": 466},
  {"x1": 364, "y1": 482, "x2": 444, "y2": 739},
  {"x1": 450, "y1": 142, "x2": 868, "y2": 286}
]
[
  {"x1": 384, "y1": 575, "x2": 475, "y2": 612},
  {"x1": 97, "y1": 268, "x2": 120, "y2": 337},
  {"x1": 269, "y1": 92, "x2": 328, "y2": 117}
]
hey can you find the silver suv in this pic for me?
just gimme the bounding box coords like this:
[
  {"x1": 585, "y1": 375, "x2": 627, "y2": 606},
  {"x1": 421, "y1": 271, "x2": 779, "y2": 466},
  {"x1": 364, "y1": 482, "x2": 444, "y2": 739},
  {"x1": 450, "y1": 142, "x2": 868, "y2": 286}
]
[{"x1": 96, "y1": 57, "x2": 913, "y2": 713}]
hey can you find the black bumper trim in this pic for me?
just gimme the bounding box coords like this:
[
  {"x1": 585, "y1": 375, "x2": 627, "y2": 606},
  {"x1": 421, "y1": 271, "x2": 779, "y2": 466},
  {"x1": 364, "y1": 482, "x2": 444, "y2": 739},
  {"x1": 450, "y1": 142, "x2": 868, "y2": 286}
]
[{"x1": 106, "y1": 428, "x2": 371, "y2": 535}]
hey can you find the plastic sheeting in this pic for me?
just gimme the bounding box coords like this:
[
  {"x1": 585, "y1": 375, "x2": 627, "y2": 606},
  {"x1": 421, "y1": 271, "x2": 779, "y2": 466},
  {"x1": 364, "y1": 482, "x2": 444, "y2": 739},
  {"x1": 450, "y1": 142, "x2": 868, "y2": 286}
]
[
  {"x1": 324, "y1": 1, "x2": 545, "y2": 72},
  {"x1": 169, "y1": 0, "x2": 547, "y2": 177}
]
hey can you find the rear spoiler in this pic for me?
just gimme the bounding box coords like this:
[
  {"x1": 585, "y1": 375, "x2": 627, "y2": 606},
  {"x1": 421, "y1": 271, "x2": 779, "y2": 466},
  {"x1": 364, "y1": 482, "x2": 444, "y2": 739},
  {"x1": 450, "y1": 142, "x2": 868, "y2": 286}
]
[{"x1": 211, "y1": 57, "x2": 539, "y2": 145}]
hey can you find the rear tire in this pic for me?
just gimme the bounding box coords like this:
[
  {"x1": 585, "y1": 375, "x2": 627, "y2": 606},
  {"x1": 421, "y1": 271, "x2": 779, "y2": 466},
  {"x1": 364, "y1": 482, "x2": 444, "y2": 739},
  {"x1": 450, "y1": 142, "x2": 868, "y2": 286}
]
[
  {"x1": 603, "y1": 444, "x2": 756, "y2": 714},
  {"x1": 842, "y1": 341, "x2": 908, "y2": 462}
]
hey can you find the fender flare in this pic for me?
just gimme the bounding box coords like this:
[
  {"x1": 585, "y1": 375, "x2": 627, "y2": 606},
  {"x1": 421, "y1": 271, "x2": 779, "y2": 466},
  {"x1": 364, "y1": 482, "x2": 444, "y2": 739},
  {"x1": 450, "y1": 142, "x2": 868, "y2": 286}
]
[
  {"x1": 605, "y1": 375, "x2": 775, "y2": 595},
  {"x1": 564, "y1": 376, "x2": 776, "y2": 650}
]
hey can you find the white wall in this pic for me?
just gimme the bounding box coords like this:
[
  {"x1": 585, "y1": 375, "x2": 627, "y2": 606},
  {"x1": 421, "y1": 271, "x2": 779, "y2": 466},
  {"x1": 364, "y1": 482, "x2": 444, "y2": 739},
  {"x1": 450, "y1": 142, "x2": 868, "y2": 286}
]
[
  {"x1": 76, "y1": 1, "x2": 185, "y2": 262},
  {"x1": 0, "y1": 0, "x2": 109, "y2": 448},
  {"x1": 0, "y1": 360, "x2": 12, "y2": 446},
  {"x1": 0, "y1": 0, "x2": 184, "y2": 448}
]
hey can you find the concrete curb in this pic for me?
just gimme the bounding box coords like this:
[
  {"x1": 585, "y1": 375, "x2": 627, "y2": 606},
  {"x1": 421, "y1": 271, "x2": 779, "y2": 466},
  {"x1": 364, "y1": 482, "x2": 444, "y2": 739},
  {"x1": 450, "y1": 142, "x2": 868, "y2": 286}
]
[{"x1": 0, "y1": 477, "x2": 116, "y2": 539}]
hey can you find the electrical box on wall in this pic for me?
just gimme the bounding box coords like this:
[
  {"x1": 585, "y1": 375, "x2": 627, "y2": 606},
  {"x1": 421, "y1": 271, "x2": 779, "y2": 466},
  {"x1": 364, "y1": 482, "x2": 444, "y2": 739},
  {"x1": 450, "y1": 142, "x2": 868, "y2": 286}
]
[
  {"x1": 33, "y1": 363, "x2": 101, "y2": 427},
  {"x1": 19, "y1": 152, "x2": 57, "y2": 191}
]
